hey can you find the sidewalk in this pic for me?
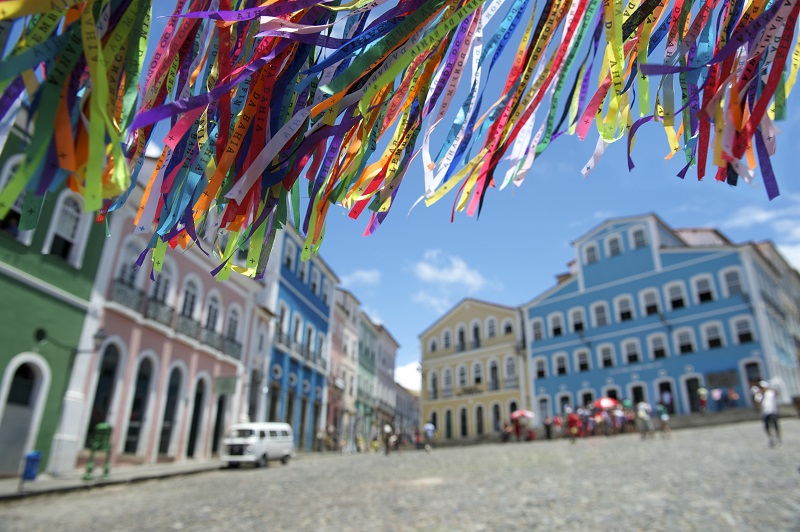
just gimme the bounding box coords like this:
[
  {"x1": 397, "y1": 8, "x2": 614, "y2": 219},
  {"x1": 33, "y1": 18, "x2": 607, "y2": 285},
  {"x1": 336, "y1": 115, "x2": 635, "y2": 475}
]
[{"x1": 0, "y1": 459, "x2": 222, "y2": 502}]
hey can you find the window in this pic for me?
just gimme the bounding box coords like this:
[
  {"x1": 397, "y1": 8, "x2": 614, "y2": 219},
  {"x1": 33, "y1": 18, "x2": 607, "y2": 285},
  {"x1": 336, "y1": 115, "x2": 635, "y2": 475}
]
[
  {"x1": 118, "y1": 242, "x2": 140, "y2": 287},
  {"x1": 571, "y1": 309, "x2": 584, "y2": 332},
  {"x1": 695, "y1": 277, "x2": 714, "y2": 303},
  {"x1": 593, "y1": 303, "x2": 609, "y2": 327},
  {"x1": 0, "y1": 155, "x2": 27, "y2": 242},
  {"x1": 555, "y1": 355, "x2": 567, "y2": 376},
  {"x1": 429, "y1": 339, "x2": 437, "y2": 353},
  {"x1": 227, "y1": 309, "x2": 240, "y2": 339},
  {"x1": 608, "y1": 236, "x2": 622, "y2": 256},
  {"x1": 503, "y1": 321, "x2": 513, "y2": 335},
  {"x1": 457, "y1": 328, "x2": 466, "y2": 351},
  {"x1": 643, "y1": 291, "x2": 659, "y2": 316},
  {"x1": 206, "y1": 296, "x2": 219, "y2": 330},
  {"x1": 321, "y1": 278, "x2": 330, "y2": 305},
  {"x1": 457, "y1": 366, "x2": 467, "y2": 386},
  {"x1": 298, "y1": 261, "x2": 309, "y2": 283},
  {"x1": 677, "y1": 330, "x2": 694, "y2": 354},
  {"x1": 443, "y1": 331, "x2": 451, "y2": 349},
  {"x1": 46, "y1": 195, "x2": 87, "y2": 266},
  {"x1": 704, "y1": 324, "x2": 723, "y2": 349},
  {"x1": 443, "y1": 369, "x2": 452, "y2": 389},
  {"x1": 283, "y1": 241, "x2": 295, "y2": 270},
  {"x1": 632, "y1": 229, "x2": 646, "y2": 249},
  {"x1": 618, "y1": 297, "x2": 633, "y2": 321},
  {"x1": 535, "y1": 359, "x2": 546, "y2": 378},
  {"x1": 577, "y1": 350, "x2": 590, "y2": 372},
  {"x1": 181, "y1": 280, "x2": 198, "y2": 317},
  {"x1": 472, "y1": 323, "x2": 481, "y2": 348},
  {"x1": 505, "y1": 357, "x2": 516, "y2": 377},
  {"x1": 734, "y1": 318, "x2": 754, "y2": 343},
  {"x1": 585, "y1": 244, "x2": 598, "y2": 264},
  {"x1": 473, "y1": 362, "x2": 482, "y2": 385},
  {"x1": 600, "y1": 346, "x2": 614, "y2": 368},
  {"x1": 550, "y1": 315, "x2": 563, "y2": 337},
  {"x1": 624, "y1": 341, "x2": 640, "y2": 363},
  {"x1": 311, "y1": 270, "x2": 319, "y2": 294},
  {"x1": 650, "y1": 335, "x2": 667, "y2": 359},
  {"x1": 487, "y1": 319, "x2": 496, "y2": 338},
  {"x1": 532, "y1": 320, "x2": 544, "y2": 341},
  {"x1": 724, "y1": 270, "x2": 743, "y2": 296},
  {"x1": 150, "y1": 268, "x2": 172, "y2": 303},
  {"x1": 668, "y1": 284, "x2": 685, "y2": 310}
]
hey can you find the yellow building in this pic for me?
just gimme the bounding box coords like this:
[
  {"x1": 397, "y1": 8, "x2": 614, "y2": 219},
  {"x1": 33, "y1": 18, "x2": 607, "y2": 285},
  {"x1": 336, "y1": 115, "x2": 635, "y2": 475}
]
[{"x1": 419, "y1": 299, "x2": 529, "y2": 443}]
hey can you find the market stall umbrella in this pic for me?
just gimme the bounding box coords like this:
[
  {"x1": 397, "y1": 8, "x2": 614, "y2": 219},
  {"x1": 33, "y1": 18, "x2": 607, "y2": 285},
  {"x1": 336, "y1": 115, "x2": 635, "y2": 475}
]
[
  {"x1": 594, "y1": 397, "x2": 620, "y2": 410},
  {"x1": 510, "y1": 410, "x2": 535, "y2": 421}
]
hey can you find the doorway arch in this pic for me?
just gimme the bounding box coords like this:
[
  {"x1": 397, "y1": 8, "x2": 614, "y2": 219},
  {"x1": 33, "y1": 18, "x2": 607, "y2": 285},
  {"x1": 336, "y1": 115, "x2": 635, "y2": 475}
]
[
  {"x1": 158, "y1": 366, "x2": 183, "y2": 456},
  {"x1": 0, "y1": 355, "x2": 51, "y2": 476},
  {"x1": 186, "y1": 379, "x2": 207, "y2": 458},
  {"x1": 124, "y1": 357, "x2": 154, "y2": 455},
  {"x1": 86, "y1": 344, "x2": 121, "y2": 447}
]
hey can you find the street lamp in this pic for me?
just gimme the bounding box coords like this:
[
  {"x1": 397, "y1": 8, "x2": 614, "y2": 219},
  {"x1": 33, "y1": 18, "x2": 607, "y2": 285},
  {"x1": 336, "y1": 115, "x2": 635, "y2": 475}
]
[{"x1": 34, "y1": 327, "x2": 107, "y2": 355}]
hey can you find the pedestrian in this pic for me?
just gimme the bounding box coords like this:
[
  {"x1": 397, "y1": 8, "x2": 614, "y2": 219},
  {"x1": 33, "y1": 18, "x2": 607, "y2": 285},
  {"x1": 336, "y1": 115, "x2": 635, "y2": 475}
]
[
  {"x1": 661, "y1": 389, "x2": 673, "y2": 414},
  {"x1": 635, "y1": 400, "x2": 655, "y2": 439},
  {"x1": 423, "y1": 421, "x2": 436, "y2": 452},
  {"x1": 543, "y1": 417, "x2": 553, "y2": 440},
  {"x1": 755, "y1": 381, "x2": 781, "y2": 447},
  {"x1": 383, "y1": 423, "x2": 393, "y2": 455},
  {"x1": 656, "y1": 402, "x2": 671, "y2": 437},
  {"x1": 727, "y1": 386, "x2": 740, "y2": 408},
  {"x1": 567, "y1": 411, "x2": 582, "y2": 444},
  {"x1": 697, "y1": 387, "x2": 709, "y2": 413}
]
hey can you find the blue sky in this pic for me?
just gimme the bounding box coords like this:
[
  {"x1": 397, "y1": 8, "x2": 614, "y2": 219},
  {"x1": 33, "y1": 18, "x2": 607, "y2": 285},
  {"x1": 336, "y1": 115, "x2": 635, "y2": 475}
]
[{"x1": 145, "y1": 2, "x2": 800, "y2": 391}]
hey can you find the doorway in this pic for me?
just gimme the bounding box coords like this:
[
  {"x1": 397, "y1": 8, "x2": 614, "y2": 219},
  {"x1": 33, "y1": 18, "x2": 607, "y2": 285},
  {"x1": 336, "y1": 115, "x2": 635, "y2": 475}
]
[
  {"x1": 445, "y1": 410, "x2": 452, "y2": 439},
  {"x1": 476, "y1": 406, "x2": 484, "y2": 435},
  {"x1": 0, "y1": 363, "x2": 40, "y2": 476},
  {"x1": 212, "y1": 395, "x2": 226, "y2": 454},
  {"x1": 685, "y1": 377, "x2": 701, "y2": 412},
  {"x1": 268, "y1": 383, "x2": 280, "y2": 421},
  {"x1": 124, "y1": 358, "x2": 153, "y2": 454},
  {"x1": 630, "y1": 384, "x2": 645, "y2": 405},
  {"x1": 492, "y1": 404, "x2": 501, "y2": 431},
  {"x1": 459, "y1": 408, "x2": 468, "y2": 437},
  {"x1": 657, "y1": 381, "x2": 675, "y2": 414},
  {"x1": 298, "y1": 397, "x2": 308, "y2": 449},
  {"x1": 158, "y1": 368, "x2": 182, "y2": 455},
  {"x1": 86, "y1": 345, "x2": 120, "y2": 447},
  {"x1": 186, "y1": 380, "x2": 206, "y2": 458}
]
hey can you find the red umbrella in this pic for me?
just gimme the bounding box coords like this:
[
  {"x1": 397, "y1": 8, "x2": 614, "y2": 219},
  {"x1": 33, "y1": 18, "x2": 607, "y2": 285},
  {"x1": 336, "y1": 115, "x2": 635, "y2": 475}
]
[
  {"x1": 510, "y1": 409, "x2": 535, "y2": 421},
  {"x1": 594, "y1": 397, "x2": 620, "y2": 410}
]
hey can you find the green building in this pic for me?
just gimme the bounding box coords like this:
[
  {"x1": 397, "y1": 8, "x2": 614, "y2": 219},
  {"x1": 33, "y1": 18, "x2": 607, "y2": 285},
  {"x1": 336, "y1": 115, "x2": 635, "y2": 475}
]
[{"x1": 0, "y1": 109, "x2": 107, "y2": 476}]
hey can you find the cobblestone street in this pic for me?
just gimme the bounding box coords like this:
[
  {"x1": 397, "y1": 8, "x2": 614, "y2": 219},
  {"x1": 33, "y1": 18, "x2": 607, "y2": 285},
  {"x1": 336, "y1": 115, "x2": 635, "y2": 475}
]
[{"x1": 2, "y1": 419, "x2": 799, "y2": 531}]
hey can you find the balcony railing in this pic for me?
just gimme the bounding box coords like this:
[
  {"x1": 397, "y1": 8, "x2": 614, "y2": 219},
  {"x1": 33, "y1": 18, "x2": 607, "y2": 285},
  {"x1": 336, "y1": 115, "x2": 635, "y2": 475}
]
[
  {"x1": 458, "y1": 384, "x2": 484, "y2": 395},
  {"x1": 488, "y1": 380, "x2": 500, "y2": 391},
  {"x1": 441, "y1": 387, "x2": 453, "y2": 399},
  {"x1": 145, "y1": 298, "x2": 174, "y2": 327},
  {"x1": 176, "y1": 314, "x2": 201, "y2": 338},
  {"x1": 428, "y1": 389, "x2": 437, "y2": 400},
  {"x1": 275, "y1": 331, "x2": 292, "y2": 349},
  {"x1": 110, "y1": 279, "x2": 144, "y2": 312},
  {"x1": 223, "y1": 337, "x2": 243, "y2": 360},
  {"x1": 471, "y1": 339, "x2": 481, "y2": 349},
  {"x1": 200, "y1": 327, "x2": 224, "y2": 351},
  {"x1": 456, "y1": 343, "x2": 466, "y2": 353},
  {"x1": 504, "y1": 377, "x2": 519, "y2": 389}
]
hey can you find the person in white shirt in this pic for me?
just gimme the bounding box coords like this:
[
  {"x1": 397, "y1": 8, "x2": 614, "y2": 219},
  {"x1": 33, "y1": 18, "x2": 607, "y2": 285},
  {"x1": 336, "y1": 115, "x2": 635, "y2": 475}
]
[{"x1": 756, "y1": 381, "x2": 781, "y2": 447}]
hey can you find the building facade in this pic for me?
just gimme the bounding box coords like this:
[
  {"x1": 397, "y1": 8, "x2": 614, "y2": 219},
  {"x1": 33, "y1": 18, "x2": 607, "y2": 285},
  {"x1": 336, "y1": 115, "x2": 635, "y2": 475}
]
[
  {"x1": 261, "y1": 227, "x2": 338, "y2": 451},
  {"x1": 375, "y1": 325, "x2": 399, "y2": 432},
  {"x1": 523, "y1": 214, "x2": 800, "y2": 421},
  {"x1": 355, "y1": 311, "x2": 378, "y2": 448},
  {"x1": 394, "y1": 383, "x2": 420, "y2": 443},
  {"x1": 419, "y1": 299, "x2": 527, "y2": 443},
  {"x1": 0, "y1": 113, "x2": 108, "y2": 476},
  {"x1": 327, "y1": 288, "x2": 360, "y2": 450}
]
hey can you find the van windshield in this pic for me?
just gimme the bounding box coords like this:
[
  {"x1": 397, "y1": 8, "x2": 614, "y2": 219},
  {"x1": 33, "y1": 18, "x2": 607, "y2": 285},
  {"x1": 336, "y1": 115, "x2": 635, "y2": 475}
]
[{"x1": 227, "y1": 429, "x2": 254, "y2": 438}]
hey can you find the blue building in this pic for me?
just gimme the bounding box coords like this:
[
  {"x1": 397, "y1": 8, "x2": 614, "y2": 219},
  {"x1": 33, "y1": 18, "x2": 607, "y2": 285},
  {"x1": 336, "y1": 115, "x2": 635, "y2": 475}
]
[
  {"x1": 260, "y1": 226, "x2": 338, "y2": 451},
  {"x1": 523, "y1": 214, "x2": 800, "y2": 420}
]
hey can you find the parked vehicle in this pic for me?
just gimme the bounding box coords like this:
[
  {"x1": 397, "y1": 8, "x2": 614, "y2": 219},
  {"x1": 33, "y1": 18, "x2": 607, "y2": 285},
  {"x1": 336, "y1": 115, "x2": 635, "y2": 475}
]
[{"x1": 221, "y1": 422, "x2": 294, "y2": 468}]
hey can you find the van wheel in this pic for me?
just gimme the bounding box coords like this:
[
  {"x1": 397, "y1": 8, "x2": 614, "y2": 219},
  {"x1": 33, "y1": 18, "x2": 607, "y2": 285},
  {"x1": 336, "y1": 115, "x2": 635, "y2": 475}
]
[
  {"x1": 281, "y1": 455, "x2": 289, "y2": 465},
  {"x1": 255, "y1": 454, "x2": 267, "y2": 468},
  {"x1": 228, "y1": 462, "x2": 240, "y2": 469}
]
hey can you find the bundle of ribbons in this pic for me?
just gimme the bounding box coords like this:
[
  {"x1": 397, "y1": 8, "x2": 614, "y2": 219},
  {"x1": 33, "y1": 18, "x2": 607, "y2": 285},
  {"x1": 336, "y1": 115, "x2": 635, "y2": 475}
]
[{"x1": 0, "y1": 0, "x2": 796, "y2": 278}]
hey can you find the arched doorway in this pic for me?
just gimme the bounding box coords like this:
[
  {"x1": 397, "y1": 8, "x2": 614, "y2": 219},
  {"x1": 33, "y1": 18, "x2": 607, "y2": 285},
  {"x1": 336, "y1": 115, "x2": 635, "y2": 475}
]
[
  {"x1": 124, "y1": 358, "x2": 153, "y2": 454},
  {"x1": 489, "y1": 362, "x2": 499, "y2": 390},
  {"x1": 459, "y1": 407, "x2": 468, "y2": 437},
  {"x1": 492, "y1": 404, "x2": 501, "y2": 431},
  {"x1": 475, "y1": 406, "x2": 484, "y2": 435},
  {"x1": 212, "y1": 395, "x2": 226, "y2": 455},
  {"x1": 187, "y1": 380, "x2": 206, "y2": 458},
  {"x1": 445, "y1": 410, "x2": 452, "y2": 439},
  {"x1": 0, "y1": 363, "x2": 40, "y2": 476},
  {"x1": 158, "y1": 368, "x2": 182, "y2": 455},
  {"x1": 86, "y1": 345, "x2": 120, "y2": 447}
]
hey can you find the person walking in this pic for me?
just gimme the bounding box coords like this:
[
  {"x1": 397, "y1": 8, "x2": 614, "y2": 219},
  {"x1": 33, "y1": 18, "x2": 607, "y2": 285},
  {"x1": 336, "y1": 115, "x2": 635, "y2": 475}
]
[
  {"x1": 755, "y1": 381, "x2": 781, "y2": 447},
  {"x1": 423, "y1": 421, "x2": 436, "y2": 452}
]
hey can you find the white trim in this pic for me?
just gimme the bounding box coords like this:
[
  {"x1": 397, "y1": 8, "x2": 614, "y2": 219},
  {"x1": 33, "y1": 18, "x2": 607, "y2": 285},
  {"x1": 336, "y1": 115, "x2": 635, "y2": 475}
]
[
  {"x1": 118, "y1": 351, "x2": 160, "y2": 457},
  {"x1": 664, "y1": 281, "x2": 688, "y2": 311},
  {"x1": 679, "y1": 373, "x2": 705, "y2": 413},
  {"x1": 646, "y1": 332, "x2": 669, "y2": 360},
  {"x1": 590, "y1": 301, "x2": 610, "y2": 328},
  {"x1": 486, "y1": 316, "x2": 497, "y2": 338},
  {"x1": 41, "y1": 189, "x2": 92, "y2": 268},
  {"x1": 80, "y1": 338, "x2": 128, "y2": 450},
  {"x1": 605, "y1": 234, "x2": 623, "y2": 257},
  {"x1": 177, "y1": 274, "x2": 205, "y2": 321},
  {"x1": 554, "y1": 352, "x2": 568, "y2": 376},
  {"x1": 730, "y1": 315, "x2": 757, "y2": 345},
  {"x1": 613, "y1": 294, "x2": 636, "y2": 323},
  {"x1": 690, "y1": 273, "x2": 716, "y2": 305},
  {"x1": 597, "y1": 342, "x2": 616, "y2": 369},
  {"x1": 0, "y1": 352, "x2": 52, "y2": 472},
  {"x1": 156, "y1": 360, "x2": 188, "y2": 459},
  {"x1": 183, "y1": 372, "x2": 212, "y2": 459},
  {"x1": 719, "y1": 266, "x2": 746, "y2": 298},
  {"x1": 638, "y1": 288, "x2": 661, "y2": 317},
  {"x1": 576, "y1": 388, "x2": 597, "y2": 408},
  {"x1": 629, "y1": 226, "x2": 647, "y2": 250},
  {"x1": 0, "y1": 262, "x2": 90, "y2": 310},
  {"x1": 531, "y1": 318, "x2": 545, "y2": 341},
  {"x1": 601, "y1": 384, "x2": 622, "y2": 400},
  {"x1": 583, "y1": 242, "x2": 599, "y2": 265},
  {"x1": 568, "y1": 306, "x2": 586, "y2": 333},
  {"x1": 700, "y1": 320, "x2": 725, "y2": 350},
  {"x1": 573, "y1": 347, "x2": 592, "y2": 373},
  {"x1": 622, "y1": 338, "x2": 642, "y2": 364},
  {"x1": 547, "y1": 312, "x2": 564, "y2": 337},
  {"x1": 672, "y1": 327, "x2": 697, "y2": 355},
  {"x1": 532, "y1": 356, "x2": 548, "y2": 379}
]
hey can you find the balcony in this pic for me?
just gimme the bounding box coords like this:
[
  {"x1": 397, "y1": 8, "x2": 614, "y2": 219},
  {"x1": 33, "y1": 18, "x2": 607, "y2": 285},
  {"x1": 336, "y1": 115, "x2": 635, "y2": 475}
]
[
  {"x1": 458, "y1": 384, "x2": 484, "y2": 396},
  {"x1": 441, "y1": 387, "x2": 453, "y2": 399},
  {"x1": 176, "y1": 314, "x2": 201, "y2": 339},
  {"x1": 145, "y1": 298, "x2": 174, "y2": 327},
  {"x1": 471, "y1": 339, "x2": 481, "y2": 350},
  {"x1": 504, "y1": 377, "x2": 519, "y2": 389},
  {"x1": 109, "y1": 279, "x2": 144, "y2": 312},
  {"x1": 275, "y1": 330, "x2": 292, "y2": 349},
  {"x1": 427, "y1": 389, "x2": 437, "y2": 400},
  {"x1": 223, "y1": 336, "x2": 242, "y2": 360},
  {"x1": 200, "y1": 327, "x2": 224, "y2": 351},
  {"x1": 488, "y1": 380, "x2": 500, "y2": 391}
]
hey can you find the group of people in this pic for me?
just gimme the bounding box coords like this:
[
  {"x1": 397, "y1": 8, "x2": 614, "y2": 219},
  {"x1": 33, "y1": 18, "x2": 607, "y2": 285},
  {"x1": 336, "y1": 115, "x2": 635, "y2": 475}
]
[{"x1": 541, "y1": 401, "x2": 673, "y2": 443}]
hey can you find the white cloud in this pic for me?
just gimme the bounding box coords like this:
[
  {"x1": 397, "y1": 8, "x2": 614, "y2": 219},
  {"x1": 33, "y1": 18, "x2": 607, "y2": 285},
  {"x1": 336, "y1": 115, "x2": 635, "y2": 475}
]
[
  {"x1": 778, "y1": 244, "x2": 800, "y2": 271},
  {"x1": 394, "y1": 361, "x2": 421, "y2": 392},
  {"x1": 412, "y1": 290, "x2": 451, "y2": 314},
  {"x1": 412, "y1": 249, "x2": 487, "y2": 291},
  {"x1": 362, "y1": 306, "x2": 382, "y2": 326},
  {"x1": 340, "y1": 269, "x2": 381, "y2": 288}
]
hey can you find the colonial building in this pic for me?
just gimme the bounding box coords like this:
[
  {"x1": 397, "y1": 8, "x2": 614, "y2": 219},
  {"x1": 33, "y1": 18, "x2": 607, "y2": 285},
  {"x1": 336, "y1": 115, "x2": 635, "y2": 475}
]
[
  {"x1": 260, "y1": 226, "x2": 338, "y2": 451},
  {"x1": 0, "y1": 109, "x2": 108, "y2": 476},
  {"x1": 524, "y1": 214, "x2": 800, "y2": 420},
  {"x1": 375, "y1": 324, "x2": 399, "y2": 433},
  {"x1": 394, "y1": 383, "x2": 420, "y2": 443},
  {"x1": 355, "y1": 311, "x2": 378, "y2": 447},
  {"x1": 419, "y1": 299, "x2": 528, "y2": 443},
  {"x1": 328, "y1": 288, "x2": 360, "y2": 450}
]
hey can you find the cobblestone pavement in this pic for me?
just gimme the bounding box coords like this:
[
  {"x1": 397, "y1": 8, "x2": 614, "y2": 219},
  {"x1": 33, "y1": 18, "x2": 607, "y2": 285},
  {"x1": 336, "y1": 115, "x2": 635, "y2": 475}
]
[{"x1": 2, "y1": 419, "x2": 799, "y2": 531}]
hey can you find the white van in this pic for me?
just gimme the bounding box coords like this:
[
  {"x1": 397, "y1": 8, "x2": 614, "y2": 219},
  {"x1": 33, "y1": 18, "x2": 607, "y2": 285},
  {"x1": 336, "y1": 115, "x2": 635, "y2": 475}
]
[{"x1": 221, "y1": 422, "x2": 294, "y2": 468}]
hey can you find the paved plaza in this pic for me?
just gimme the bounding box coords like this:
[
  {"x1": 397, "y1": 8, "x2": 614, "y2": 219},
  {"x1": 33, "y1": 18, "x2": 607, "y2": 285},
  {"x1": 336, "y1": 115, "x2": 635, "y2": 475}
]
[{"x1": 1, "y1": 419, "x2": 799, "y2": 531}]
